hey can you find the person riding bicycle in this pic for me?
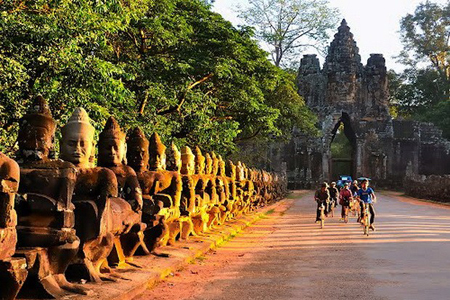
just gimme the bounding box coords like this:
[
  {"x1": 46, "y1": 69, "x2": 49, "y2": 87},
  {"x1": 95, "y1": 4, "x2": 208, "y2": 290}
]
[
  {"x1": 339, "y1": 182, "x2": 353, "y2": 221},
  {"x1": 328, "y1": 182, "x2": 339, "y2": 214},
  {"x1": 314, "y1": 182, "x2": 330, "y2": 222},
  {"x1": 356, "y1": 179, "x2": 376, "y2": 230},
  {"x1": 350, "y1": 180, "x2": 359, "y2": 196}
]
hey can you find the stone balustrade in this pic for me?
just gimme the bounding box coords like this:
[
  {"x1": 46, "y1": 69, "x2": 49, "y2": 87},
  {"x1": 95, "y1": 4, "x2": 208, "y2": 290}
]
[{"x1": 0, "y1": 97, "x2": 287, "y2": 299}]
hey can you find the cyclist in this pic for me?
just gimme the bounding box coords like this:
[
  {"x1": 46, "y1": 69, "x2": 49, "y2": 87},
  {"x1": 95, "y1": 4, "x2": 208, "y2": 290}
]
[
  {"x1": 314, "y1": 182, "x2": 330, "y2": 222},
  {"x1": 356, "y1": 179, "x2": 376, "y2": 230},
  {"x1": 350, "y1": 180, "x2": 359, "y2": 196},
  {"x1": 328, "y1": 182, "x2": 339, "y2": 214},
  {"x1": 339, "y1": 182, "x2": 353, "y2": 221}
]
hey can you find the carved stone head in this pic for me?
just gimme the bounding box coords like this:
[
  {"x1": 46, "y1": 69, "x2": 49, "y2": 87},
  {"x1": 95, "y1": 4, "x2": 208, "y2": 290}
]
[
  {"x1": 211, "y1": 152, "x2": 219, "y2": 176},
  {"x1": 180, "y1": 146, "x2": 195, "y2": 175},
  {"x1": 98, "y1": 117, "x2": 126, "y2": 167},
  {"x1": 194, "y1": 147, "x2": 205, "y2": 175},
  {"x1": 166, "y1": 143, "x2": 181, "y2": 172},
  {"x1": 225, "y1": 160, "x2": 236, "y2": 181},
  {"x1": 205, "y1": 153, "x2": 213, "y2": 175},
  {"x1": 218, "y1": 155, "x2": 226, "y2": 177},
  {"x1": 148, "y1": 132, "x2": 166, "y2": 171},
  {"x1": 18, "y1": 96, "x2": 56, "y2": 161},
  {"x1": 60, "y1": 108, "x2": 95, "y2": 168},
  {"x1": 236, "y1": 161, "x2": 245, "y2": 181},
  {"x1": 126, "y1": 127, "x2": 149, "y2": 173}
]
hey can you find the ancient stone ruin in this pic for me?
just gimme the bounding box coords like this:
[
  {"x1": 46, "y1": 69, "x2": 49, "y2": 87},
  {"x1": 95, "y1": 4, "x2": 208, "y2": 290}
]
[
  {"x1": 269, "y1": 19, "x2": 450, "y2": 190},
  {"x1": 0, "y1": 96, "x2": 287, "y2": 300}
]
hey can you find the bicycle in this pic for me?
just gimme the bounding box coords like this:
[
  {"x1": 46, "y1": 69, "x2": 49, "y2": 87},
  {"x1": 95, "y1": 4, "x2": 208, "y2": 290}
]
[
  {"x1": 362, "y1": 203, "x2": 370, "y2": 236},
  {"x1": 319, "y1": 202, "x2": 326, "y2": 229},
  {"x1": 329, "y1": 199, "x2": 336, "y2": 218},
  {"x1": 341, "y1": 199, "x2": 349, "y2": 223}
]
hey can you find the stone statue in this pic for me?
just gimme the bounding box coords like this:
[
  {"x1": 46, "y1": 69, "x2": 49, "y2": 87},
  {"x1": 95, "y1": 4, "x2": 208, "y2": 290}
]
[
  {"x1": 126, "y1": 129, "x2": 178, "y2": 253},
  {"x1": 60, "y1": 108, "x2": 117, "y2": 283},
  {"x1": 0, "y1": 152, "x2": 27, "y2": 300},
  {"x1": 204, "y1": 152, "x2": 222, "y2": 228},
  {"x1": 225, "y1": 160, "x2": 238, "y2": 218},
  {"x1": 178, "y1": 146, "x2": 197, "y2": 240},
  {"x1": 190, "y1": 147, "x2": 210, "y2": 234},
  {"x1": 97, "y1": 117, "x2": 148, "y2": 267},
  {"x1": 15, "y1": 96, "x2": 90, "y2": 297},
  {"x1": 216, "y1": 155, "x2": 231, "y2": 224},
  {"x1": 146, "y1": 133, "x2": 181, "y2": 246}
]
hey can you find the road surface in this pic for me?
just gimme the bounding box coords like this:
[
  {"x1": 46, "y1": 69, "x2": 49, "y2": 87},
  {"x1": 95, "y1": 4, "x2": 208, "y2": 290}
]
[{"x1": 137, "y1": 190, "x2": 450, "y2": 300}]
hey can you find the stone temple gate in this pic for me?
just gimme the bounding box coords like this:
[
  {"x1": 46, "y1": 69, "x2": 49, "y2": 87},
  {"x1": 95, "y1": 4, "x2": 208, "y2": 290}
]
[{"x1": 268, "y1": 19, "x2": 450, "y2": 189}]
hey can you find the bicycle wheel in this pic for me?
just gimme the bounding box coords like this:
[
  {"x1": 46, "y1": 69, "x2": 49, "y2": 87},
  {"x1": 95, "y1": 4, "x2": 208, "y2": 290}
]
[
  {"x1": 363, "y1": 206, "x2": 370, "y2": 236},
  {"x1": 320, "y1": 205, "x2": 325, "y2": 229},
  {"x1": 344, "y1": 206, "x2": 348, "y2": 223}
]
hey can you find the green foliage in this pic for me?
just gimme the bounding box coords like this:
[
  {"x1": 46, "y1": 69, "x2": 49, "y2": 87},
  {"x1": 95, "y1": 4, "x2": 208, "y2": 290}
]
[
  {"x1": 392, "y1": 1, "x2": 450, "y2": 138},
  {"x1": 238, "y1": 0, "x2": 340, "y2": 67},
  {"x1": 0, "y1": 0, "x2": 317, "y2": 157},
  {"x1": 398, "y1": 1, "x2": 450, "y2": 84},
  {"x1": 330, "y1": 124, "x2": 352, "y2": 159}
]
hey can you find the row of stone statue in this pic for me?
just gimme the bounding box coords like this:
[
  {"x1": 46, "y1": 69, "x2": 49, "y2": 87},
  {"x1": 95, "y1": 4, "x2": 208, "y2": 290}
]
[{"x1": 0, "y1": 96, "x2": 286, "y2": 299}]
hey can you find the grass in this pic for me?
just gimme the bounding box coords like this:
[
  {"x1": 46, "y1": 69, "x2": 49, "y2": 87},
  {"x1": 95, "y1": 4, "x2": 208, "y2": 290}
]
[{"x1": 265, "y1": 209, "x2": 275, "y2": 215}]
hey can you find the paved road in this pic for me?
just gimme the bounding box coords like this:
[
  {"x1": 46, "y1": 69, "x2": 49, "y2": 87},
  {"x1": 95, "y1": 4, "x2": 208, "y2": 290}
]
[{"x1": 138, "y1": 190, "x2": 450, "y2": 300}]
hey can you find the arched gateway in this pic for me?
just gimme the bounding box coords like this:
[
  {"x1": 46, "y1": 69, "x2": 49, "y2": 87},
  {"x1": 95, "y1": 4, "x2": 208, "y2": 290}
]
[{"x1": 270, "y1": 19, "x2": 450, "y2": 189}]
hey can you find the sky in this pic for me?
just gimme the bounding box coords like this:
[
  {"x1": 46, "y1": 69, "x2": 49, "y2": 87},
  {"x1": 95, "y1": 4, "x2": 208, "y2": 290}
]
[{"x1": 212, "y1": 0, "x2": 449, "y2": 72}]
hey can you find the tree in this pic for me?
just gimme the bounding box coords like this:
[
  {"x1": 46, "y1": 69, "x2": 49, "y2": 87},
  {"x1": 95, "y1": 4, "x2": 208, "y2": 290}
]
[
  {"x1": 391, "y1": 1, "x2": 450, "y2": 137},
  {"x1": 0, "y1": 0, "x2": 317, "y2": 157},
  {"x1": 238, "y1": 0, "x2": 340, "y2": 67},
  {"x1": 398, "y1": 1, "x2": 450, "y2": 97}
]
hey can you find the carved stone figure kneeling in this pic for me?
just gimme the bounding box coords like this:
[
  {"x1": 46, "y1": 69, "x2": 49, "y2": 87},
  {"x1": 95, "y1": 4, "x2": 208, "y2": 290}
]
[
  {"x1": 0, "y1": 152, "x2": 27, "y2": 300},
  {"x1": 126, "y1": 129, "x2": 171, "y2": 255},
  {"x1": 98, "y1": 117, "x2": 148, "y2": 268},
  {"x1": 15, "y1": 96, "x2": 90, "y2": 297},
  {"x1": 60, "y1": 108, "x2": 117, "y2": 283}
]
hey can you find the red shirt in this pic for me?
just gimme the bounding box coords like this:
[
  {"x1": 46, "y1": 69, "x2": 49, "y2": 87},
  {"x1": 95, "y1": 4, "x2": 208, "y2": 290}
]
[{"x1": 340, "y1": 189, "x2": 352, "y2": 200}]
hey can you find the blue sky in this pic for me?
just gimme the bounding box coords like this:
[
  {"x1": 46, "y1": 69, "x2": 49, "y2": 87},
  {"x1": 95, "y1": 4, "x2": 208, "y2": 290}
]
[{"x1": 212, "y1": 0, "x2": 449, "y2": 72}]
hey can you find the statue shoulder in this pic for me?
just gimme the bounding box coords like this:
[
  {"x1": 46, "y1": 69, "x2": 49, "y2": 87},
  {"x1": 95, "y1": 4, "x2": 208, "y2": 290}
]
[{"x1": 0, "y1": 153, "x2": 20, "y2": 183}]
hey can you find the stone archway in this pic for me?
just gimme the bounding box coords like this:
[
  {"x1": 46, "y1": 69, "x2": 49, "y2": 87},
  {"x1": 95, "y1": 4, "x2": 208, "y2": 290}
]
[{"x1": 329, "y1": 112, "x2": 357, "y2": 181}]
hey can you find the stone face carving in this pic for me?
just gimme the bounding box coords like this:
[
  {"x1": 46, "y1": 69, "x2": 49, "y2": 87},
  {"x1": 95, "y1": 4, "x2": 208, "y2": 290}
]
[
  {"x1": 126, "y1": 129, "x2": 174, "y2": 254},
  {"x1": 225, "y1": 160, "x2": 238, "y2": 217},
  {"x1": 15, "y1": 96, "x2": 90, "y2": 297},
  {"x1": 97, "y1": 117, "x2": 147, "y2": 267},
  {"x1": 60, "y1": 108, "x2": 117, "y2": 283},
  {"x1": 0, "y1": 152, "x2": 27, "y2": 300},
  {"x1": 179, "y1": 146, "x2": 196, "y2": 240},
  {"x1": 190, "y1": 147, "x2": 211, "y2": 234},
  {"x1": 146, "y1": 133, "x2": 182, "y2": 246}
]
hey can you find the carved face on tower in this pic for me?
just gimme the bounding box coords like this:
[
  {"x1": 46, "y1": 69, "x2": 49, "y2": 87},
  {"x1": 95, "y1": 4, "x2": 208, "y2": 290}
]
[
  {"x1": 180, "y1": 146, "x2": 195, "y2": 175},
  {"x1": 60, "y1": 108, "x2": 95, "y2": 168},
  {"x1": 126, "y1": 127, "x2": 149, "y2": 173},
  {"x1": 149, "y1": 132, "x2": 166, "y2": 171},
  {"x1": 166, "y1": 143, "x2": 181, "y2": 172},
  {"x1": 18, "y1": 96, "x2": 56, "y2": 161},
  {"x1": 98, "y1": 117, "x2": 126, "y2": 167},
  {"x1": 194, "y1": 147, "x2": 205, "y2": 175}
]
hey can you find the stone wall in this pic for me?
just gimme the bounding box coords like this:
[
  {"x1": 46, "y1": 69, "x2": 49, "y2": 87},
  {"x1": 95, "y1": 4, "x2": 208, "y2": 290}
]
[{"x1": 405, "y1": 174, "x2": 450, "y2": 203}]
